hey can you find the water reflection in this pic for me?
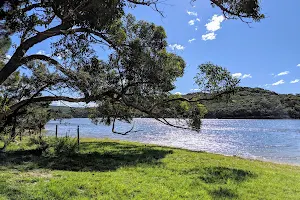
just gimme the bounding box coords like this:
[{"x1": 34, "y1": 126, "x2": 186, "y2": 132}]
[{"x1": 45, "y1": 118, "x2": 300, "y2": 165}]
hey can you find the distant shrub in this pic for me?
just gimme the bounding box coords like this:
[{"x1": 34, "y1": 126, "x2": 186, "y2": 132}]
[
  {"x1": 46, "y1": 137, "x2": 78, "y2": 156},
  {"x1": 28, "y1": 136, "x2": 49, "y2": 151}
]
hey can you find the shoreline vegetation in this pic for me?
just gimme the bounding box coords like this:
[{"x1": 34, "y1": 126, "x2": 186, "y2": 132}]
[
  {"x1": 50, "y1": 87, "x2": 300, "y2": 120},
  {"x1": 1, "y1": 137, "x2": 300, "y2": 199}
]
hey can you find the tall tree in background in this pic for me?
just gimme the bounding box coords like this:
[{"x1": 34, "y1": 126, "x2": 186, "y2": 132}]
[
  {"x1": 0, "y1": 36, "x2": 52, "y2": 150},
  {"x1": 0, "y1": 0, "x2": 263, "y2": 133}
]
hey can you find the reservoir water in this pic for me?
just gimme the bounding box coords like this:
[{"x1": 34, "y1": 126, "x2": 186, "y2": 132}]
[{"x1": 45, "y1": 118, "x2": 300, "y2": 165}]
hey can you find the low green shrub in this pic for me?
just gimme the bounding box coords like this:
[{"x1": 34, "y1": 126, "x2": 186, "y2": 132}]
[
  {"x1": 28, "y1": 135, "x2": 49, "y2": 151},
  {"x1": 46, "y1": 137, "x2": 78, "y2": 156}
]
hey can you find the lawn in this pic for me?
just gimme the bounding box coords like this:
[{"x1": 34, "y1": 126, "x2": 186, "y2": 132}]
[{"x1": 0, "y1": 137, "x2": 300, "y2": 200}]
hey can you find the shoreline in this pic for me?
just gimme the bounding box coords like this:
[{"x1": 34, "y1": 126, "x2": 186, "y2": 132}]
[
  {"x1": 45, "y1": 118, "x2": 300, "y2": 167},
  {"x1": 78, "y1": 137, "x2": 300, "y2": 167}
]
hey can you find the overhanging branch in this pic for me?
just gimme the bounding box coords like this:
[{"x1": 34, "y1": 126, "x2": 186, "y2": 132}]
[
  {"x1": 148, "y1": 89, "x2": 237, "y2": 112},
  {"x1": 70, "y1": 28, "x2": 120, "y2": 49},
  {"x1": 0, "y1": 23, "x2": 71, "y2": 85},
  {"x1": 9, "y1": 96, "x2": 89, "y2": 116},
  {"x1": 21, "y1": 54, "x2": 68, "y2": 74}
]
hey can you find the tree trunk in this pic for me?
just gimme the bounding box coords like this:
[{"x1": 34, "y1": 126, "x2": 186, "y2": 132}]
[
  {"x1": 0, "y1": 24, "x2": 69, "y2": 85},
  {"x1": 0, "y1": 141, "x2": 8, "y2": 152},
  {"x1": 0, "y1": 58, "x2": 21, "y2": 85},
  {"x1": 0, "y1": 116, "x2": 17, "y2": 152}
]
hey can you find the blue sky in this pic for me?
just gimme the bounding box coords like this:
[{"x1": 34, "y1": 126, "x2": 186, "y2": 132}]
[
  {"x1": 128, "y1": 0, "x2": 300, "y2": 94},
  {"x1": 6, "y1": 0, "x2": 300, "y2": 97}
]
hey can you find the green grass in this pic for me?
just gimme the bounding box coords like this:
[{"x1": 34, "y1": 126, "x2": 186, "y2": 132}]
[{"x1": 1, "y1": 137, "x2": 300, "y2": 200}]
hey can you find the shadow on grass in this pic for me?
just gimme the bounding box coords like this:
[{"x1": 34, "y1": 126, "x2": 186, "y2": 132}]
[
  {"x1": 183, "y1": 166, "x2": 256, "y2": 199},
  {"x1": 210, "y1": 187, "x2": 238, "y2": 199},
  {"x1": 202, "y1": 167, "x2": 257, "y2": 199},
  {"x1": 200, "y1": 166, "x2": 256, "y2": 184},
  {"x1": 0, "y1": 141, "x2": 173, "y2": 172}
]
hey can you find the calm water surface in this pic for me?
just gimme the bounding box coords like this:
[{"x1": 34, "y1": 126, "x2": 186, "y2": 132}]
[{"x1": 45, "y1": 118, "x2": 300, "y2": 165}]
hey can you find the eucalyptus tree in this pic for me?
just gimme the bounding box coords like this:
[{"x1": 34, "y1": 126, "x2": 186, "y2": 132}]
[
  {"x1": 0, "y1": 0, "x2": 263, "y2": 83},
  {"x1": 0, "y1": 0, "x2": 263, "y2": 133},
  {"x1": 0, "y1": 37, "x2": 53, "y2": 150}
]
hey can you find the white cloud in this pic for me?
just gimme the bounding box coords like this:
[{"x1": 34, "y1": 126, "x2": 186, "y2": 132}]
[
  {"x1": 36, "y1": 50, "x2": 50, "y2": 56},
  {"x1": 202, "y1": 32, "x2": 216, "y2": 41},
  {"x1": 290, "y1": 79, "x2": 300, "y2": 84},
  {"x1": 242, "y1": 74, "x2": 252, "y2": 79},
  {"x1": 277, "y1": 71, "x2": 289, "y2": 76},
  {"x1": 37, "y1": 50, "x2": 46, "y2": 55},
  {"x1": 188, "y1": 17, "x2": 200, "y2": 27},
  {"x1": 188, "y1": 38, "x2": 196, "y2": 43},
  {"x1": 297, "y1": 64, "x2": 300, "y2": 67},
  {"x1": 190, "y1": 88, "x2": 200, "y2": 92},
  {"x1": 4, "y1": 54, "x2": 11, "y2": 63},
  {"x1": 232, "y1": 73, "x2": 242, "y2": 78},
  {"x1": 174, "y1": 92, "x2": 182, "y2": 95},
  {"x1": 202, "y1": 14, "x2": 225, "y2": 41},
  {"x1": 272, "y1": 80, "x2": 285, "y2": 86},
  {"x1": 188, "y1": 20, "x2": 195, "y2": 25},
  {"x1": 205, "y1": 14, "x2": 225, "y2": 32},
  {"x1": 264, "y1": 79, "x2": 286, "y2": 87},
  {"x1": 187, "y1": 11, "x2": 197, "y2": 16},
  {"x1": 169, "y1": 44, "x2": 185, "y2": 51},
  {"x1": 195, "y1": 27, "x2": 198, "y2": 31},
  {"x1": 232, "y1": 73, "x2": 252, "y2": 79}
]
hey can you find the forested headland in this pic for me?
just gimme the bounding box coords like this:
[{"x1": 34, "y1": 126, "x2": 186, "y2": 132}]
[
  {"x1": 51, "y1": 87, "x2": 300, "y2": 119},
  {"x1": 189, "y1": 87, "x2": 300, "y2": 119}
]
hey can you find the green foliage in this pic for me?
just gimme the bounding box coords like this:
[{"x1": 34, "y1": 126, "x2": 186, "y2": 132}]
[
  {"x1": 0, "y1": 38, "x2": 52, "y2": 148},
  {"x1": 194, "y1": 62, "x2": 240, "y2": 94},
  {"x1": 192, "y1": 0, "x2": 264, "y2": 22},
  {"x1": 180, "y1": 101, "x2": 190, "y2": 111},
  {"x1": 0, "y1": 138, "x2": 299, "y2": 199},
  {"x1": 1, "y1": 0, "x2": 125, "y2": 37},
  {"x1": 186, "y1": 87, "x2": 300, "y2": 119},
  {"x1": 19, "y1": 103, "x2": 51, "y2": 129},
  {"x1": 28, "y1": 136, "x2": 78, "y2": 156},
  {"x1": 28, "y1": 135, "x2": 49, "y2": 150},
  {"x1": 0, "y1": 36, "x2": 11, "y2": 67},
  {"x1": 46, "y1": 137, "x2": 78, "y2": 156},
  {"x1": 197, "y1": 104, "x2": 208, "y2": 118}
]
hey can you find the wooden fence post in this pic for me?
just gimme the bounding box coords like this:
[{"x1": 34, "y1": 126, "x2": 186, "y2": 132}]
[
  {"x1": 77, "y1": 125, "x2": 80, "y2": 151},
  {"x1": 55, "y1": 125, "x2": 58, "y2": 138}
]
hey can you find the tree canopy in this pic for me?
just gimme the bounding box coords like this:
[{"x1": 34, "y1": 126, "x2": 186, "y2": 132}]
[
  {"x1": 0, "y1": 0, "x2": 263, "y2": 133},
  {"x1": 0, "y1": 36, "x2": 51, "y2": 150}
]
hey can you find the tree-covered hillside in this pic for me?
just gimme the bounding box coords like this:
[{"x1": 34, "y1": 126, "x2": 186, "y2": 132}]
[
  {"x1": 50, "y1": 87, "x2": 300, "y2": 119},
  {"x1": 186, "y1": 87, "x2": 300, "y2": 119},
  {"x1": 50, "y1": 106, "x2": 90, "y2": 119}
]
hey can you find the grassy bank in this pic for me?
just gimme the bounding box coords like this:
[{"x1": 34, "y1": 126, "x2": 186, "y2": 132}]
[{"x1": 1, "y1": 138, "x2": 300, "y2": 200}]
